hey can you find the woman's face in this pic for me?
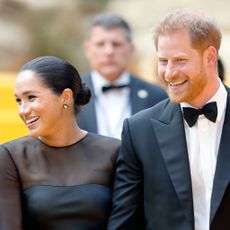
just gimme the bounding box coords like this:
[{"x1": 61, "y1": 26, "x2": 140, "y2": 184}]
[{"x1": 14, "y1": 70, "x2": 65, "y2": 139}]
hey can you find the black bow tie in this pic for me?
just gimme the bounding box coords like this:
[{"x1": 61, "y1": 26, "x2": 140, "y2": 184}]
[
  {"x1": 183, "y1": 102, "x2": 218, "y2": 127},
  {"x1": 102, "y1": 84, "x2": 129, "y2": 93}
]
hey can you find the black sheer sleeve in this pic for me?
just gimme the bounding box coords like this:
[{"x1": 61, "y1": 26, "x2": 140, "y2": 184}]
[{"x1": 0, "y1": 145, "x2": 22, "y2": 230}]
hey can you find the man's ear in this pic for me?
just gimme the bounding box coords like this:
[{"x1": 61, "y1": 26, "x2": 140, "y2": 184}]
[{"x1": 205, "y1": 46, "x2": 217, "y2": 64}]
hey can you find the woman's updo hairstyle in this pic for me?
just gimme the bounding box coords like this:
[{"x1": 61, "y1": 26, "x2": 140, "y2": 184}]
[{"x1": 19, "y1": 56, "x2": 91, "y2": 113}]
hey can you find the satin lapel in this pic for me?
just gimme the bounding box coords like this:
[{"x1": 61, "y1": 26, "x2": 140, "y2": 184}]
[
  {"x1": 151, "y1": 102, "x2": 194, "y2": 221},
  {"x1": 210, "y1": 90, "x2": 230, "y2": 222}
]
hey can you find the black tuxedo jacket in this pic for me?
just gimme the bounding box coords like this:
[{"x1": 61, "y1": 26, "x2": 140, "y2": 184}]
[
  {"x1": 77, "y1": 72, "x2": 167, "y2": 133},
  {"x1": 108, "y1": 88, "x2": 230, "y2": 230}
]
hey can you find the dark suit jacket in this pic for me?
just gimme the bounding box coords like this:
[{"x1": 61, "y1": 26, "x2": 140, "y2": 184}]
[
  {"x1": 77, "y1": 72, "x2": 167, "y2": 133},
  {"x1": 108, "y1": 88, "x2": 230, "y2": 230}
]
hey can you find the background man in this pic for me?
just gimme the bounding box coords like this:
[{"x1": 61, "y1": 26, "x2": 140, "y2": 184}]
[
  {"x1": 108, "y1": 8, "x2": 230, "y2": 230},
  {"x1": 77, "y1": 12, "x2": 167, "y2": 138}
]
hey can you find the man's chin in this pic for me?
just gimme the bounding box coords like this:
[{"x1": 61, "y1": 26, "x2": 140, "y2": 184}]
[
  {"x1": 168, "y1": 93, "x2": 185, "y2": 104},
  {"x1": 100, "y1": 70, "x2": 121, "y2": 81}
]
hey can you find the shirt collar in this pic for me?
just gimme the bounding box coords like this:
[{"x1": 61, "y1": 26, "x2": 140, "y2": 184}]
[
  {"x1": 91, "y1": 70, "x2": 130, "y2": 96},
  {"x1": 181, "y1": 80, "x2": 227, "y2": 122}
]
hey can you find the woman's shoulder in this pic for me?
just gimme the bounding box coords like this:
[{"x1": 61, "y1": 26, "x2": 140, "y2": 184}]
[
  {"x1": 85, "y1": 132, "x2": 121, "y2": 148},
  {"x1": 0, "y1": 136, "x2": 37, "y2": 156},
  {"x1": 82, "y1": 133, "x2": 120, "y2": 162},
  {"x1": 2, "y1": 135, "x2": 35, "y2": 146},
  {"x1": 0, "y1": 136, "x2": 37, "y2": 172}
]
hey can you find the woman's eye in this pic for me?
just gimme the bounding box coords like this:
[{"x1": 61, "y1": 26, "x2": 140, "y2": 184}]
[
  {"x1": 15, "y1": 98, "x2": 21, "y2": 105},
  {"x1": 28, "y1": 95, "x2": 36, "y2": 101}
]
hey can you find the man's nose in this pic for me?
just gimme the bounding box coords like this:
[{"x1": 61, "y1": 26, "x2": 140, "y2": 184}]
[
  {"x1": 104, "y1": 43, "x2": 114, "y2": 54},
  {"x1": 165, "y1": 62, "x2": 177, "y2": 80}
]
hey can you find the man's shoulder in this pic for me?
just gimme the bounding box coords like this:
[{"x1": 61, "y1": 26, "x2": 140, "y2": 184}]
[
  {"x1": 120, "y1": 99, "x2": 172, "y2": 135},
  {"x1": 130, "y1": 74, "x2": 161, "y2": 88},
  {"x1": 128, "y1": 98, "x2": 171, "y2": 122},
  {"x1": 130, "y1": 74, "x2": 167, "y2": 96},
  {"x1": 80, "y1": 72, "x2": 94, "y2": 92},
  {"x1": 81, "y1": 72, "x2": 92, "y2": 82}
]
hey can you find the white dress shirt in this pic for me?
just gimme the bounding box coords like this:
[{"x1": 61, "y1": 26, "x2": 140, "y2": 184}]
[
  {"x1": 181, "y1": 81, "x2": 227, "y2": 230},
  {"x1": 91, "y1": 70, "x2": 131, "y2": 139}
]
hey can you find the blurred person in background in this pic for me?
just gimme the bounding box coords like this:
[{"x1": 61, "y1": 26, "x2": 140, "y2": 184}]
[
  {"x1": 77, "y1": 12, "x2": 167, "y2": 139},
  {"x1": 0, "y1": 56, "x2": 120, "y2": 230}
]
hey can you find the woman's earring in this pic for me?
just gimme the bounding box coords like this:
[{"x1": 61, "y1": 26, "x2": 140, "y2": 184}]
[{"x1": 63, "y1": 103, "x2": 68, "y2": 109}]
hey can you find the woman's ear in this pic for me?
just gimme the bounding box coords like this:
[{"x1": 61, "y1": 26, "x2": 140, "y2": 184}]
[{"x1": 61, "y1": 88, "x2": 73, "y2": 105}]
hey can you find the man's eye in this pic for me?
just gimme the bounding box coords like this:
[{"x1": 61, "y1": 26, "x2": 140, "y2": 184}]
[
  {"x1": 95, "y1": 42, "x2": 104, "y2": 47},
  {"x1": 177, "y1": 59, "x2": 186, "y2": 62},
  {"x1": 112, "y1": 42, "x2": 122, "y2": 47},
  {"x1": 159, "y1": 60, "x2": 168, "y2": 64}
]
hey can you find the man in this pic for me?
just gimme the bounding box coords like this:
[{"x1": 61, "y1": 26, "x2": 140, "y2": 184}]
[
  {"x1": 108, "y1": 8, "x2": 230, "y2": 230},
  {"x1": 77, "y1": 13, "x2": 167, "y2": 139}
]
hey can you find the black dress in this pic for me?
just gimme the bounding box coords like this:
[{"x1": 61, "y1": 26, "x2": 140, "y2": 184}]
[{"x1": 0, "y1": 133, "x2": 120, "y2": 230}]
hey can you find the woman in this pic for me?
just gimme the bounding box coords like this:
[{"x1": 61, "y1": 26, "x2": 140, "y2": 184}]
[{"x1": 0, "y1": 56, "x2": 120, "y2": 230}]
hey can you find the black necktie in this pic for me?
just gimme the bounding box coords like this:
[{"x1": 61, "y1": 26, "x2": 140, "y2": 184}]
[
  {"x1": 102, "y1": 84, "x2": 129, "y2": 93},
  {"x1": 183, "y1": 102, "x2": 218, "y2": 127}
]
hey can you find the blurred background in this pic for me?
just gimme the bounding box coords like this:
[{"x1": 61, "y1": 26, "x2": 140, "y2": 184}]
[{"x1": 1, "y1": 0, "x2": 230, "y2": 143}]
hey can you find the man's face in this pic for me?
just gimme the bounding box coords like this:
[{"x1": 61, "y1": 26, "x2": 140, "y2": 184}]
[
  {"x1": 157, "y1": 29, "x2": 209, "y2": 107},
  {"x1": 84, "y1": 26, "x2": 134, "y2": 81}
]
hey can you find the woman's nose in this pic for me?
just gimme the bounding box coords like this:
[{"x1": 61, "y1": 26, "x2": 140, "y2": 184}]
[{"x1": 18, "y1": 102, "x2": 30, "y2": 116}]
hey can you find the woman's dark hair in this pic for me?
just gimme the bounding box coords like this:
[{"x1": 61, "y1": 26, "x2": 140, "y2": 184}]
[{"x1": 19, "y1": 56, "x2": 91, "y2": 113}]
